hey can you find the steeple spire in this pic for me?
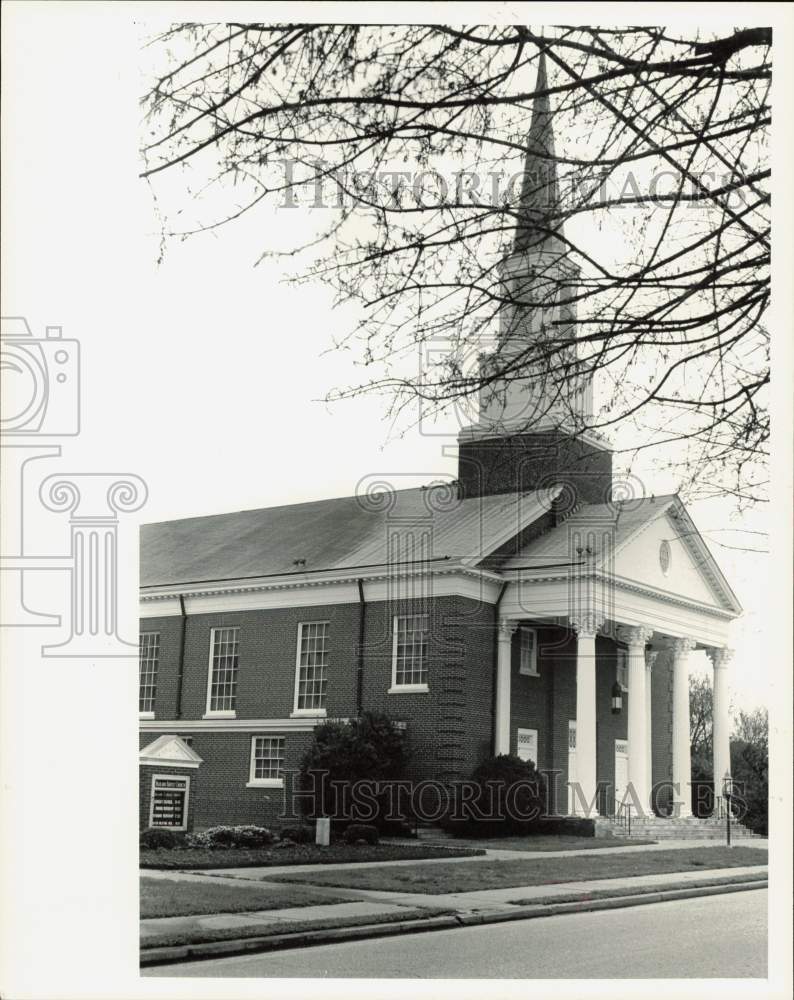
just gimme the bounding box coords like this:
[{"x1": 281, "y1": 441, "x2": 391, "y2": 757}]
[{"x1": 513, "y1": 51, "x2": 564, "y2": 254}]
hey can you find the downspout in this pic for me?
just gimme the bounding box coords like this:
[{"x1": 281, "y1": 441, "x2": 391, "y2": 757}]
[
  {"x1": 356, "y1": 579, "x2": 366, "y2": 716},
  {"x1": 491, "y1": 580, "x2": 509, "y2": 754},
  {"x1": 175, "y1": 594, "x2": 187, "y2": 720}
]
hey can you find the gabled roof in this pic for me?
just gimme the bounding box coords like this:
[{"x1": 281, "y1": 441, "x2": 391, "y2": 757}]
[
  {"x1": 496, "y1": 495, "x2": 742, "y2": 614},
  {"x1": 140, "y1": 486, "x2": 561, "y2": 589},
  {"x1": 139, "y1": 735, "x2": 203, "y2": 768}
]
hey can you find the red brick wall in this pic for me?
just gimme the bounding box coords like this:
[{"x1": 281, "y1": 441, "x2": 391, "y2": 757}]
[{"x1": 139, "y1": 597, "x2": 675, "y2": 824}]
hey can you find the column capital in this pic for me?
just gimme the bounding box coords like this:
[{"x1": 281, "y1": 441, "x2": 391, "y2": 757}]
[
  {"x1": 669, "y1": 636, "x2": 696, "y2": 657},
  {"x1": 707, "y1": 647, "x2": 734, "y2": 669},
  {"x1": 570, "y1": 612, "x2": 605, "y2": 638},
  {"x1": 645, "y1": 649, "x2": 660, "y2": 671},
  {"x1": 616, "y1": 625, "x2": 654, "y2": 648},
  {"x1": 497, "y1": 619, "x2": 519, "y2": 641}
]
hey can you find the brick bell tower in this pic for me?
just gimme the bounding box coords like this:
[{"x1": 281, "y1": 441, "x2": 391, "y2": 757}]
[{"x1": 458, "y1": 52, "x2": 613, "y2": 506}]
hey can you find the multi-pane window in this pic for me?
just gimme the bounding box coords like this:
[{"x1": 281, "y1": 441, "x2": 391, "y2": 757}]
[
  {"x1": 207, "y1": 627, "x2": 239, "y2": 713},
  {"x1": 295, "y1": 622, "x2": 329, "y2": 711},
  {"x1": 392, "y1": 614, "x2": 429, "y2": 688},
  {"x1": 616, "y1": 648, "x2": 628, "y2": 691},
  {"x1": 518, "y1": 627, "x2": 538, "y2": 676},
  {"x1": 139, "y1": 632, "x2": 160, "y2": 714},
  {"x1": 250, "y1": 736, "x2": 285, "y2": 784}
]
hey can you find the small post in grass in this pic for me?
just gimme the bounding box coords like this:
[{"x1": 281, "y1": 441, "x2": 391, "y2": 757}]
[
  {"x1": 722, "y1": 771, "x2": 734, "y2": 848},
  {"x1": 316, "y1": 816, "x2": 330, "y2": 846}
]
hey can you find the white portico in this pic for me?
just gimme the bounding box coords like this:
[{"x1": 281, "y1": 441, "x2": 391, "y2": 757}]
[{"x1": 492, "y1": 494, "x2": 742, "y2": 819}]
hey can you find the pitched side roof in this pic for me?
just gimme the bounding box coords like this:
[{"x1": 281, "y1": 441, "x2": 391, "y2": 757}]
[{"x1": 140, "y1": 486, "x2": 560, "y2": 589}]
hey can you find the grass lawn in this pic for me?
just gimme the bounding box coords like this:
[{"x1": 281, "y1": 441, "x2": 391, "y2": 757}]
[
  {"x1": 266, "y1": 846, "x2": 767, "y2": 895},
  {"x1": 447, "y1": 835, "x2": 656, "y2": 852},
  {"x1": 140, "y1": 876, "x2": 350, "y2": 918},
  {"x1": 140, "y1": 842, "x2": 484, "y2": 870}
]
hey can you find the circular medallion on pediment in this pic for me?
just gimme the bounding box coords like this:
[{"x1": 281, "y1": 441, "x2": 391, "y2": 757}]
[{"x1": 659, "y1": 539, "x2": 671, "y2": 575}]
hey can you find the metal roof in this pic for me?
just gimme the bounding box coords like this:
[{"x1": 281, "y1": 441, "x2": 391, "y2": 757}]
[{"x1": 140, "y1": 486, "x2": 559, "y2": 589}]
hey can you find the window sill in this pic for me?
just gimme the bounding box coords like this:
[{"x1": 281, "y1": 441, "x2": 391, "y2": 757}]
[
  {"x1": 290, "y1": 709, "x2": 327, "y2": 718},
  {"x1": 519, "y1": 671, "x2": 540, "y2": 678},
  {"x1": 203, "y1": 711, "x2": 237, "y2": 719},
  {"x1": 246, "y1": 780, "x2": 284, "y2": 789},
  {"x1": 388, "y1": 684, "x2": 429, "y2": 695},
  {"x1": 139, "y1": 711, "x2": 155, "y2": 720}
]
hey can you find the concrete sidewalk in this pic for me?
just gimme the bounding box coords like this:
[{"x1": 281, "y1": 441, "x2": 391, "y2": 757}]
[{"x1": 141, "y1": 860, "x2": 768, "y2": 965}]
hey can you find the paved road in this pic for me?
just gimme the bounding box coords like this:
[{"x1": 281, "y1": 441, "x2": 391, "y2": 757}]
[{"x1": 146, "y1": 887, "x2": 767, "y2": 980}]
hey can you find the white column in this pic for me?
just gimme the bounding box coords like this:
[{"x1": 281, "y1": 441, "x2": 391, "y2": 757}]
[
  {"x1": 495, "y1": 620, "x2": 517, "y2": 756},
  {"x1": 618, "y1": 626, "x2": 653, "y2": 814},
  {"x1": 571, "y1": 616, "x2": 600, "y2": 816},
  {"x1": 671, "y1": 637, "x2": 696, "y2": 818},
  {"x1": 708, "y1": 648, "x2": 733, "y2": 805},
  {"x1": 645, "y1": 650, "x2": 659, "y2": 812}
]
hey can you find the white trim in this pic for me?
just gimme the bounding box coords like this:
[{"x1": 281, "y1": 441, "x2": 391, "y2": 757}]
[
  {"x1": 140, "y1": 717, "x2": 335, "y2": 733},
  {"x1": 205, "y1": 626, "x2": 239, "y2": 716},
  {"x1": 248, "y1": 735, "x2": 285, "y2": 787},
  {"x1": 139, "y1": 565, "x2": 506, "y2": 617},
  {"x1": 148, "y1": 773, "x2": 190, "y2": 831},
  {"x1": 139, "y1": 734, "x2": 204, "y2": 768},
  {"x1": 516, "y1": 727, "x2": 539, "y2": 764},
  {"x1": 390, "y1": 614, "x2": 429, "y2": 691},
  {"x1": 518, "y1": 626, "x2": 538, "y2": 676},
  {"x1": 290, "y1": 709, "x2": 327, "y2": 718},
  {"x1": 292, "y1": 620, "x2": 330, "y2": 714},
  {"x1": 139, "y1": 711, "x2": 155, "y2": 720}
]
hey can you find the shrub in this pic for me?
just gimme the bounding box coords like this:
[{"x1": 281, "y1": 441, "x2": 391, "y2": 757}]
[
  {"x1": 201, "y1": 825, "x2": 273, "y2": 848},
  {"x1": 279, "y1": 825, "x2": 313, "y2": 844},
  {"x1": 299, "y1": 712, "x2": 409, "y2": 830},
  {"x1": 440, "y1": 754, "x2": 548, "y2": 838},
  {"x1": 530, "y1": 816, "x2": 595, "y2": 837},
  {"x1": 140, "y1": 827, "x2": 185, "y2": 850},
  {"x1": 342, "y1": 823, "x2": 379, "y2": 845}
]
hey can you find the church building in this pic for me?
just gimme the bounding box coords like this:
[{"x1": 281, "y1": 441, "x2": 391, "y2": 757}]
[{"x1": 139, "y1": 56, "x2": 743, "y2": 837}]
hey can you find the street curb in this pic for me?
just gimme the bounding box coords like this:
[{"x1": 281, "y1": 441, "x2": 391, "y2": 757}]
[{"x1": 140, "y1": 876, "x2": 767, "y2": 967}]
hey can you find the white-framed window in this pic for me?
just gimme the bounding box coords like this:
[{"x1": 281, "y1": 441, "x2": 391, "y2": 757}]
[
  {"x1": 518, "y1": 627, "x2": 538, "y2": 676},
  {"x1": 616, "y1": 648, "x2": 628, "y2": 691},
  {"x1": 247, "y1": 736, "x2": 285, "y2": 787},
  {"x1": 293, "y1": 622, "x2": 329, "y2": 714},
  {"x1": 390, "y1": 614, "x2": 429, "y2": 692},
  {"x1": 205, "y1": 626, "x2": 239, "y2": 716},
  {"x1": 139, "y1": 632, "x2": 160, "y2": 716},
  {"x1": 517, "y1": 727, "x2": 539, "y2": 765},
  {"x1": 149, "y1": 774, "x2": 190, "y2": 830}
]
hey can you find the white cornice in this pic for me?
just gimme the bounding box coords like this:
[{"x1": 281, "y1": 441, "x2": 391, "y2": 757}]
[
  {"x1": 500, "y1": 568, "x2": 735, "y2": 621},
  {"x1": 139, "y1": 717, "x2": 334, "y2": 733},
  {"x1": 140, "y1": 564, "x2": 505, "y2": 617}
]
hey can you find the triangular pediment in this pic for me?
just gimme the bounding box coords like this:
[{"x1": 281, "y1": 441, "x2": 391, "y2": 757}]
[
  {"x1": 139, "y1": 734, "x2": 203, "y2": 768},
  {"x1": 611, "y1": 504, "x2": 741, "y2": 613}
]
